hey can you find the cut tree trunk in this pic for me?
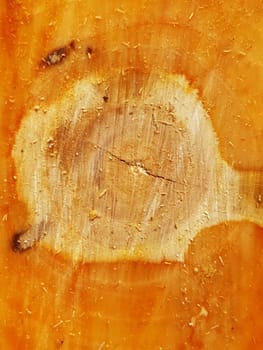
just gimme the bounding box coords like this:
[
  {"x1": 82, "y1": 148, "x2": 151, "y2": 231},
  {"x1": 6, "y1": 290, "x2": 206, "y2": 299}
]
[{"x1": 1, "y1": 1, "x2": 263, "y2": 349}]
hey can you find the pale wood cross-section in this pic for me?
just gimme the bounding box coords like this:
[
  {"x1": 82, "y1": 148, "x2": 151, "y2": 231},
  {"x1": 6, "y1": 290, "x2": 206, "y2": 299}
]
[{"x1": 12, "y1": 70, "x2": 263, "y2": 262}]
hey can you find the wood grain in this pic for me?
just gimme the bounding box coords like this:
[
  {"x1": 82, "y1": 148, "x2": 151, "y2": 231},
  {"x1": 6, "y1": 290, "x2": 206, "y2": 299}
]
[
  {"x1": 12, "y1": 71, "x2": 263, "y2": 262},
  {"x1": 1, "y1": 0, "x2": 263, "y2": 349}
]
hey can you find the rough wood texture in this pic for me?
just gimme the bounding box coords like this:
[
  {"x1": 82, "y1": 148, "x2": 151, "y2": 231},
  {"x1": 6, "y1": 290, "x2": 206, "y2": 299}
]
[
  {"x1": 12, "y1": 72, "x2": 263, "y2": 262},
  {"x1": 1, "y1": 0, "x2": 263, "y2": 349}
]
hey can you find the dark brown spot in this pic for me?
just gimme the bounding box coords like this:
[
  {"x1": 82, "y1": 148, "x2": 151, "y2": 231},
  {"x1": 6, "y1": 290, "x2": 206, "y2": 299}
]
[
  {"x1": 11, "y1": 232, "x2": 29, "y2": 253},
  {"x1": 103, "y1": 96, "x2": 109, "y2": 103},
  {"x1": 41, "y1": 46, "x2": 69, "y2": 67},
  {"x1": 86, "y1": 47, "x2": 93, "y2": 58},
  {"x1": 69, "y1": 40, "x2": 76, "y2": 50},
  {"x1": 11, "y1": 221, "x2": 49, "y2": 253},
  {"x1": 56, "y1": 338, "x2": 64, "y2": 349}
]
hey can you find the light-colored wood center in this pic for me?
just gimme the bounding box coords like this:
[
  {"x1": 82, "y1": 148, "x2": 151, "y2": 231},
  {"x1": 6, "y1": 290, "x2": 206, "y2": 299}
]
[{"x1": 12, "y1": 71, "x2": 263, "y2": 262}]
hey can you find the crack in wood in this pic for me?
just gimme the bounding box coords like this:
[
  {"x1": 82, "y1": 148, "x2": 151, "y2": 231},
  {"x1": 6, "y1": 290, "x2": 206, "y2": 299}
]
[
  {"x1": 94, "y1": 144, "x2": 191, "y2": 186},
  {"x1": 107, "y1": 151, "x2": 178, "y2": 184}
]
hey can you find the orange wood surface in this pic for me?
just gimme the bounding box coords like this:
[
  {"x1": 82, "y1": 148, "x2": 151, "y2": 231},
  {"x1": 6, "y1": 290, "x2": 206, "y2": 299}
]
[{"x1": 1, "y1": 1, "x2": 263, "y2": 349}]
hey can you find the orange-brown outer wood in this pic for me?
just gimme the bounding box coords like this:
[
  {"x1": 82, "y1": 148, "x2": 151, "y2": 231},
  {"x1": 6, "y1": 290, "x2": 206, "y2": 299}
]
[{"x1": 1, "y1": 1, "x2": 263, "y2": 349}]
